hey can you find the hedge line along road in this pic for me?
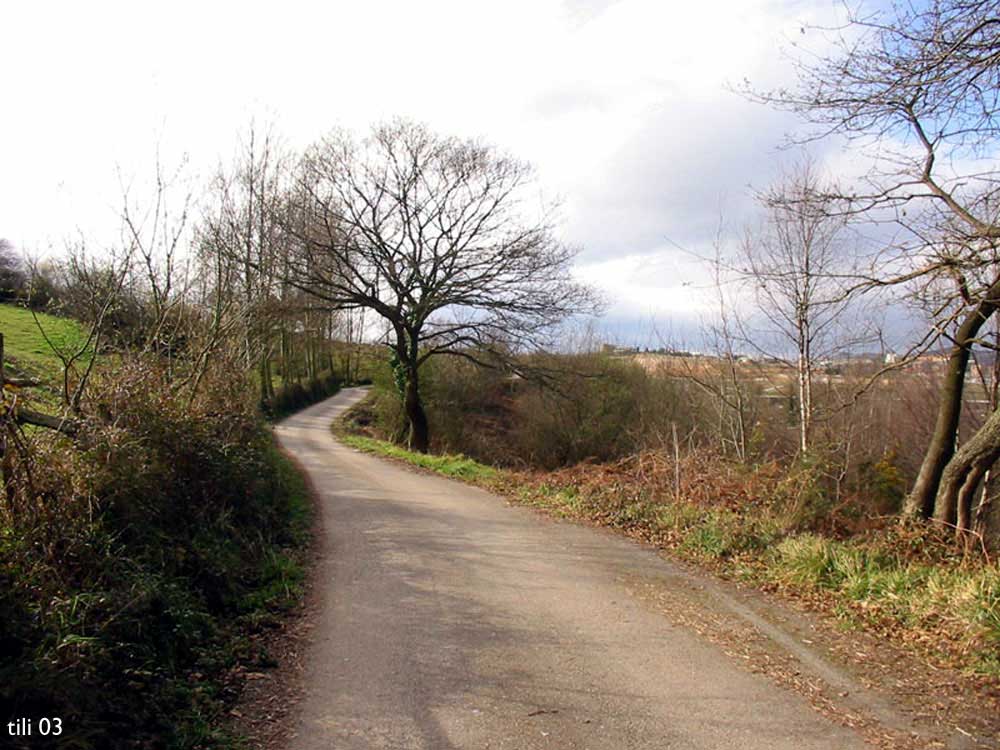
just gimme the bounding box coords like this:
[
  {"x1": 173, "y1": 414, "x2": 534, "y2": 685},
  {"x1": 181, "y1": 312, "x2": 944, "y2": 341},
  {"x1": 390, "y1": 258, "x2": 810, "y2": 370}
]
[{"x1": 275, "y1": 387, "x2": 870, "y2": 750}]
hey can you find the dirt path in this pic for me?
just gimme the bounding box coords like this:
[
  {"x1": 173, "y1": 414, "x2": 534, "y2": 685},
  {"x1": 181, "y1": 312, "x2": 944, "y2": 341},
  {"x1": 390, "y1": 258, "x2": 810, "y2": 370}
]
[{"x1": 272, "y1": 388, "x2": 985, "y2": 750}]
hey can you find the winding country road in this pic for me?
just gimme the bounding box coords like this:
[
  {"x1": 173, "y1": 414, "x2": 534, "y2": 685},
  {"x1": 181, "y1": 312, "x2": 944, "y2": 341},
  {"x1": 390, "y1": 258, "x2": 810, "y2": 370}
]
[{"x1": 275, "y1": 388, "x2": 873, "y2": 749}]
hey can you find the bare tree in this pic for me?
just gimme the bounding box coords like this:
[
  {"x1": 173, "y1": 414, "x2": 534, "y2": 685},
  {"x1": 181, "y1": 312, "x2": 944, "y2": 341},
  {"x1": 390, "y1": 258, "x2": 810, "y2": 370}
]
[
  {"x1": 673, "y1": 229, "x2": 757, "y2": 462},
  {"x1": 284, "y1": 120, "x2": 597, "y2": 451},
  {"x1": 738, "y1": 160, "x2": 862, "y2": 454},
  {"x1": 747, "y1": 0, "x2": 1000, "y2": 532},
  {"x1": 119, "y1": 156, "x2": 195, "y2": 364},
  {"x1": 200, "y1": 124, "x2": 302, "y2": 403}
]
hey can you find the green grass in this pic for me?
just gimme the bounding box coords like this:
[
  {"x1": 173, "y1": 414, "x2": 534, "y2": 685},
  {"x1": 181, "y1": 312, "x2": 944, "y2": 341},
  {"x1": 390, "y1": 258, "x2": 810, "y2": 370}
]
[
  {"x1": 237, "y1": 448, "x2": 312, "y2": 622},
  {"x1": 0, "y1": 303, "x2": 88, "y2": 377},
  {"x1": 766, "y1": 535, "x2": 1000, "y2": 674},
  {"x1": 339, "y1": 434, "x2": 499, "y2": 482}
]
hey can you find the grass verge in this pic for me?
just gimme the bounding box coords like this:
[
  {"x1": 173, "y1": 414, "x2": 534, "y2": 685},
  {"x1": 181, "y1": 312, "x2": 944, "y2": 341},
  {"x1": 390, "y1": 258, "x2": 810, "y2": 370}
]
[
  {"x1": 339, "y1": 433, "x2": 499, "y2": 482},
  {"x1": 165, "y1": 445, "x2": 315, "y2": 750}
]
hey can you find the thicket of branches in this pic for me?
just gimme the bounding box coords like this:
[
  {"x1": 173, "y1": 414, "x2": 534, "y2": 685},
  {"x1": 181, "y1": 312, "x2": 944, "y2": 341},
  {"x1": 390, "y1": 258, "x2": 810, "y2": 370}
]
[{"x1": 733, "y1": 0, "x2": 1000, "y2": 541}]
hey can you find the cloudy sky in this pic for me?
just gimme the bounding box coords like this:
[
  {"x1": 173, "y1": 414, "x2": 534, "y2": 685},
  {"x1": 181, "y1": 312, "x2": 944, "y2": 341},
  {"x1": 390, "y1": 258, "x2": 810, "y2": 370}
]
[{"x1": 2, "y1": 0, "x2": 857, "y2": 344}]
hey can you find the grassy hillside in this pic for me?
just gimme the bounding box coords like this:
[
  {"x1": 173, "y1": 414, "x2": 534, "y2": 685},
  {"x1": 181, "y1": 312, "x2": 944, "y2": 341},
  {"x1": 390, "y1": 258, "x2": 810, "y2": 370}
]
[{"x1": 0, "y1": 303, "x2": 88, "y2": 380}]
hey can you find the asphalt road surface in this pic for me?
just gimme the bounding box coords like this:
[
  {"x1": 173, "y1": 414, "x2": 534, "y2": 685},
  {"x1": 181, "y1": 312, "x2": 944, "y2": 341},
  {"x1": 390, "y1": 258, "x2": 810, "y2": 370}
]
[{"x1": 275, "y1": 388, "x2": 869, "y2": 750}]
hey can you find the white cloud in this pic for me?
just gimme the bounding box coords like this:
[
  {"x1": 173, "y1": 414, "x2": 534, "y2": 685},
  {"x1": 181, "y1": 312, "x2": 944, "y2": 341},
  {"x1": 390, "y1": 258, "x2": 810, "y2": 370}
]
[{"x1": 2, "y1": 0, "x2": 851, "y2": 326}]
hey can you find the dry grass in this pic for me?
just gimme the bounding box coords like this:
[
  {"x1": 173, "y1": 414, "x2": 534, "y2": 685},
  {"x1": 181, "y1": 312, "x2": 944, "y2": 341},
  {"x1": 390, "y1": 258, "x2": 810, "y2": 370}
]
[{"x1": 521, "y1": 452, "x2": 999, "y2": 678}]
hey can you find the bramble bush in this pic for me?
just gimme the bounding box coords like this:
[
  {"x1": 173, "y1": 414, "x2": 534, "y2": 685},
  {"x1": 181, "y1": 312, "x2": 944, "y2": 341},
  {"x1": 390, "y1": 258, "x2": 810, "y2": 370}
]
[{"x1": 0, "y1": 356, "x2": 311, "y2": 749}]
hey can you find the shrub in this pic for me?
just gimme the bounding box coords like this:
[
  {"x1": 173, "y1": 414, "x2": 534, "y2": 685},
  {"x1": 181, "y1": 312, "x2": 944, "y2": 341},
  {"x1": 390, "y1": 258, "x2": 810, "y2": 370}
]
[
  {"x1": 265, "y1": 370, "x2": 342, "y2": 418},
  {"x1": 0, "y1": 356, "x2": 312, "y2": 748},
  {"x1": 363, "y1": 351, "x2": 699, "y2": 468}
]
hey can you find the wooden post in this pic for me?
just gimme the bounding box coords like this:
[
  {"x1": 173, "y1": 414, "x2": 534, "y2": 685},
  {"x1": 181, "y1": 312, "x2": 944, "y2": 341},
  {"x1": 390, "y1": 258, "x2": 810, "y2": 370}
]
[
  {"x1": 0, "y1": 331, "x2": 10, "y2": 514},
  {"x1": 672, "y1": 421, "x2": 681, "y2": 502}
]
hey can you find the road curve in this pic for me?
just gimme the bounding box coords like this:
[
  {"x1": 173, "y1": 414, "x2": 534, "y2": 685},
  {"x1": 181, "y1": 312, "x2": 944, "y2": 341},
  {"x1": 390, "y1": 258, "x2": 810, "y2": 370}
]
[{"x1": 275, "y1": 388, "x2": 867, "y2": 750}]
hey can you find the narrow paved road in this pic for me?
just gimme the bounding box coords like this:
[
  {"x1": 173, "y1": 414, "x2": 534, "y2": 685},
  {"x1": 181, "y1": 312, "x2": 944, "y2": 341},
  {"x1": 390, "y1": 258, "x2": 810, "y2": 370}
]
[{"x1": 276, "y1": 389, "x2": 868, "y2": 750}]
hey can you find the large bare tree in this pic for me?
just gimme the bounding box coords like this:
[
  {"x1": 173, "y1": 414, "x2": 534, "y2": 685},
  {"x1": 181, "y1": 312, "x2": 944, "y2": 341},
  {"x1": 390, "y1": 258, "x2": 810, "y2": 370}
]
[
  {"x1": 748, "y1": 0, "x2": 1000, "y2": 532},
  {"x1": 284, "y1": 120, "x2": 596, "y2": 451}
]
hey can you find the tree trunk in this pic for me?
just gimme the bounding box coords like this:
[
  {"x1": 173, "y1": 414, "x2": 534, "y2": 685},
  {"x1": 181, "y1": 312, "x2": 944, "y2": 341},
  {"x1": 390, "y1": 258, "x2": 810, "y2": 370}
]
[
  {"x1": 796, "y1": 310, "x2": 813, "y2": 455},
  {"x1": 905, "y1": 279, "x2": 1000, "y2": 518},
  {"x1": 973, "y1": 471, "x2": 994, "y2": 539},
  {"x1": 934, "y1": 403, "x2": 1000, "y2": 533},
  {"x1": 259, "y1": 355, "x2": 273, "y2": 404},
  {"x1": 797, "y1": 350, "x2": 811, "y2": 454},
  {"x1": 403, "y1": 370, "x2": 429, "y2": 453},
  {"x1": 721, "y1": 353, "x2": 748, "y2": 462},
  {"x1": 395, "y1": 325, "x2": 430, "y2": 453},
  {"x1": 906, "y1": 345, "x2": 972, "y2": 518}
]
